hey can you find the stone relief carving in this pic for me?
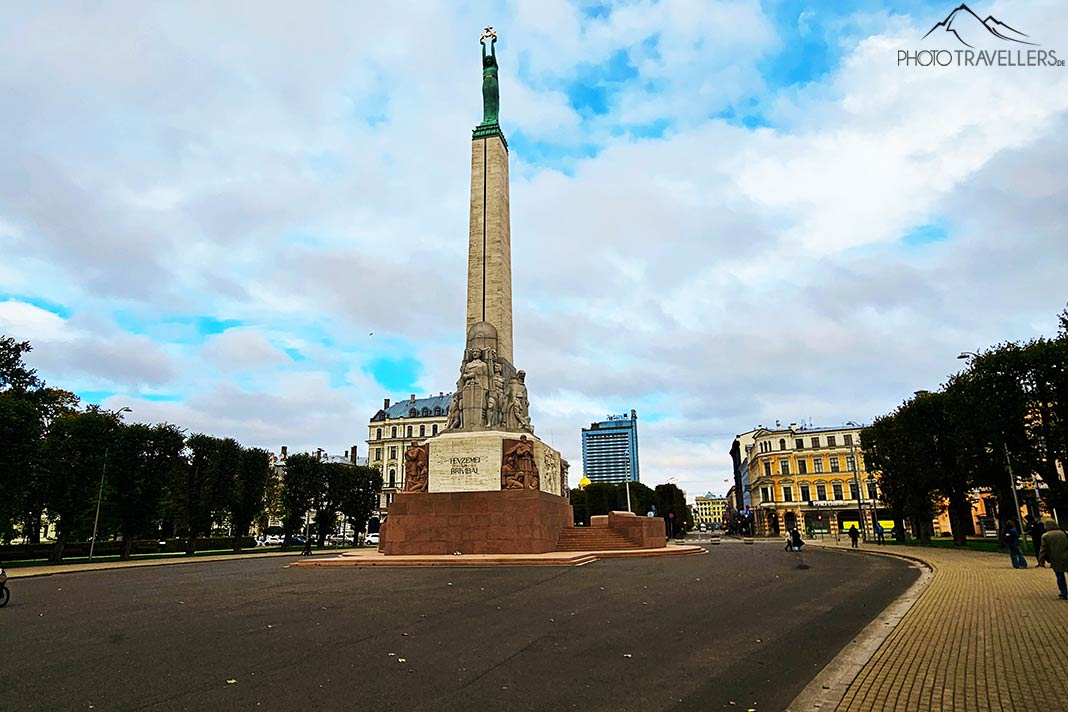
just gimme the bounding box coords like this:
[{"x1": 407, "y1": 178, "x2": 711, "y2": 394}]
[
  {"x1": 501, "y1": 435, "x2": 539, "y2": 490},
  {"x1": 560, "y1": 459, "x2": 570, "y2": 497},
  {"x1": 403, "y1": 441, "x2": 429, "y2": 493}
]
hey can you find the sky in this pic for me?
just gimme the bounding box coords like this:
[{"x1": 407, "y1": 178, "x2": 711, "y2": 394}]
[{"x1": 2, "y1": 1, "x2": 1066, "y2": 502}]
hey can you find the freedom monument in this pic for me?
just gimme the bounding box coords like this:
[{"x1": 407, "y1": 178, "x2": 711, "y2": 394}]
[{"x1": 378, "y1": 29, "x2": 664, "y2": 556}]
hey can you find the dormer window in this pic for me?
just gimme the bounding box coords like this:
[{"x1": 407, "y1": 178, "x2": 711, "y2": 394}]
[
  {"x1": 421, "y1": 407, "x2": 430, "y2": 416},
  {"x1": 409, "y1": 408, "x2": 418, "y2": 417}
]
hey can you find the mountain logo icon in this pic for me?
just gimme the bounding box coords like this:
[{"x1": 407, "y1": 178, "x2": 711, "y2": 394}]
[{"x1": 922, "y1": 4, "x2": 1037, "y2": 48}]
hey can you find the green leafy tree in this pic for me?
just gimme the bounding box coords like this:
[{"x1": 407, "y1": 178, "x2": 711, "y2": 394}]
[
  {"x1": 654, "y1": 483, "x2": 691, "y2": 537},
  {"x1": 227, "y1": 447, "x2": 272, "y2": 551},
  {"x1": 176, "y1": 435, "x2": 236, "y2": 555},
  {"x1": 0, "y1": 391, "x2": 41, "y2": 542},
  {"x1": 337, "y1": 465, "x2": 383, "y2": 540},
  {"x1": 280, "y1": 453, "x2": 320, "y2": 548},
  {"x1": 40, "y1": 408, "x2": 122, "y2": 561},
  {"x1": 109, "y1": 423, "x2": 186, "y2": 559},
  {"x1": 314, "y1": 462, "x2": 350, "y2": 546}
]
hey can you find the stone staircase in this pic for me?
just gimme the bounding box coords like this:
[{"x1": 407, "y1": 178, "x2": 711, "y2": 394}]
[{"x1": 555, "y1": 527, "x2": 641, "y2": 552}]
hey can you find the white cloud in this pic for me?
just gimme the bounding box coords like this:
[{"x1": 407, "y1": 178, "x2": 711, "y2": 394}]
[{"x1": 2, "y1": 2, "x2": 1066, "y2": 501}]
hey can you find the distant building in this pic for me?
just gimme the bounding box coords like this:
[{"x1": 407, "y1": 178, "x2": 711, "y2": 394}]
[
  {"x1": 744, "y1": 423, "x2": 881, "y2": 539},
  {"x1": 693, "y1": 492, "x2": 727, "y2": 527},
  {"x1": 581, "y1": 410, "x2": 640, "y2": 484},
  {"x1": 366, "y1": 393, "x2": 451, "y2": 518}
]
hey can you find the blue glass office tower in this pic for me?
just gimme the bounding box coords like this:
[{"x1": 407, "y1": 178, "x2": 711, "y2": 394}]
[{"x1": 581, "y1": 410, "x2": 640, "y2": 484}]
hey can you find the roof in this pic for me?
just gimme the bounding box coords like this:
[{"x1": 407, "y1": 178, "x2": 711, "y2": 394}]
[{"x1": 371, "y1": 393, "x2": 454, "y2": 421}]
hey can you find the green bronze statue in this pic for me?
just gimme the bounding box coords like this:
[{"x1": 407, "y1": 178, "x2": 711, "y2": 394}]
[{"x1": 480, "y1": 26, "x2": 499, "y2": 126}]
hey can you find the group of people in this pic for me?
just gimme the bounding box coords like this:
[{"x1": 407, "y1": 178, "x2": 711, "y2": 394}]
[{"x1": 1005, "y1": 515, "x2": 1068, "y2": 599}]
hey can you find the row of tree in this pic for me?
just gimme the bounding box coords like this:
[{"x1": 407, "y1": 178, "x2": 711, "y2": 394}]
[
  {"x1": 861, "y1": 306, "x2": 1068, "y2": 545},
  {"x1": 569, "y1": 481, "x2": 694, "y2": 535},
  {"x1": 0, "y1": 336, "x2": 382, "y2": 560}
]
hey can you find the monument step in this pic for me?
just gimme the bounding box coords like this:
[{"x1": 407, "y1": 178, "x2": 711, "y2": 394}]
[{"x1": 555, "y1": 528, "x2": 642, "y2": 551}]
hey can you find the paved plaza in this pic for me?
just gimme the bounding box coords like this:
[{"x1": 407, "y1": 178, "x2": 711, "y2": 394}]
[
  {"x1": 797, "y1": 539, "x2": 1068, "y2": 712},
  {"x1": 0, "y1": 543, "x2": 912, "y2": 711}
]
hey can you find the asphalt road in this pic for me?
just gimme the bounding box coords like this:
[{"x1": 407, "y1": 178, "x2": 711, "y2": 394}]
[{"x1": 0, "y1": 542, "x2": 917, "y2": 711}]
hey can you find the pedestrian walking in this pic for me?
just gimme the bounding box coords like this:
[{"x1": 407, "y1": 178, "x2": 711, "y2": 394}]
[
  {"x1": 790, "y1": 528, "x2": 805, "y2": 552},
  {"x1": 1038, "y1": 519, "x2": 1068, "y2": 600},
  {"x1": 874, "y1": 521, "x2": 886, "y2": 545},
  {"x1": 1004, "y1": 519, "x2": 1028, "y2": 568},
  {"x1": 301, "y1": 536, "x2": 312, "y2": 556},
  {"x1": 1026, "y1": 514, "x2": 1045, "y2": 565},
  {"x1": 848, "y1": 525, "x2": 860, "y2": 548}
]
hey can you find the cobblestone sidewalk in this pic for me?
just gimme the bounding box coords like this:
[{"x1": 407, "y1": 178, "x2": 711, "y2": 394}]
[{"x1": 811, "y1": 541, "x2": 1067, "y2": 711}]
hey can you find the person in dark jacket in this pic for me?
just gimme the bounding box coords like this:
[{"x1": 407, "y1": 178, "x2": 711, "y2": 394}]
[
  {"x1": 1004, "y1": 520, "x2": 1028, "y2": 568},
  {"x1": 848, "y1": 525, "x2": 860, "y2": 548},
  {"x1": 1026, "y1": 515, "x2": 1045, "y2": 565},
  {"x1": 1038, "y1": 519, "x2": 1068, "y2": 600}
]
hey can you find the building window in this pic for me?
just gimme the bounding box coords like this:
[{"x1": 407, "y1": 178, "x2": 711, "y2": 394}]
[
  {"x1": 799, "y1": 484, "x2": 811, "y2": 501},
  {"x1": 388, "y1": 469, "x2": 396, "y2": 488},
  {"x1": 434, "y1": 406, "x2": 442, "y2": 416},
  {"x1": 391, "y1": 426, "x2": 397, "y2": 438},
  {"x1": 761, "y1": 486, "x2": 772, "y2": 502},
  {"x1": 795, "y1": 439, "x2": 804, "y2": 450},
  {"x1": 813, "y1": 458, "x2": 824, "y2": 474},
  {"x1": 830, "y1": 455, "x2": 840, "y2": 472},
  {"x1": 798, "y1": 459, "x2": 808, "y2": 475},
  {"x1": 782, "y1": 486, "x2": 793, "y2": 502},
  {"x1": 779, "y1": 438, "x2": 786, "y2": 451},
  {"x1": 811, "y1": 437, "x2": 820, "y2": 448},
  {"x1": 849, "y1": 481, "x2": 859, "y2": 500},
  {"x1": 846, "y1": 454, "x2": 856, "y2": 471},
  {"x1": 779, "y1": 459, "x2": 790, "y2": 475},
  {"x1": 816, "y1": 484, "x2": 827, "y2": 501},
  {"x1": 432, "y1": 424, "x2": 439, "y2": 435},
  {"x1": 827, "y1": 435, "x2": 837, "y2": 447},
  {"x1": 832, "y1": 482, "x2": 844, "y2": 500},
  {"x1": 422, "y1": 407, "x2": 430, "y2": 416},
  {"x1": 389, "y1": 446, "x2": 397, "y2": 459},
  {"x1": 376, "y1": 427, "x2": 382, "y2": 439},
  {"x1": 868, "y1": 481, "x2": 879, "y2": 499},
  {"x1": 764, "y1": 461, "x2": 772, "y2": 476},
  {"x1": 409, "y1": 408, "x2": 417, "y2": 417},
  {"x1": 844, "y1": 433, "x2": 853, "y2": 446},
  {"x1": 419, "y1": 424, "x2": 425, "y2": 437},
  {"x1": 374, "y1": 447, "x2": 382, "y2": 461},
  {"x1": 406, "y1": 425, "x2": 413, "y2": 437}
]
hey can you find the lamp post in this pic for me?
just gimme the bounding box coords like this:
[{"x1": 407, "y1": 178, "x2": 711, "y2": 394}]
[
  {"x1": 846, "y1": 422, "x2": 866, "y2": 541},
  {"x1": 89, "y1": 406, "x2": 131, "y2": 562}
]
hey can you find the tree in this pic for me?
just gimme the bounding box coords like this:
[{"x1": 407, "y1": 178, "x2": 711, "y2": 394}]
[
  {"x1": 176, "y1": 435, "x2": 236, "y2": 555},
  {"x1": 0, "y1": 391, "x2": 41, "y2": 542},
  {"x1": 226, "y1": 447, "x2": 272, "y2": 551},
  {"x1": 314, "y1": 462, "x2": 350, "y2": 546},
  {"x1": 109, "y1": 423, "x2": 186, "y2": 559},
  {"x1": 0, "y1": 335, "x2": 42, "y2": 392},
  {"x1": 337, "y1": 465, "x2": 382, "y2": 540},
  {"x1": 280, "y1": 453, "x2": 320, "y2": 548},
  {"x1": 40, "y1": 408, "x2": 122, "y2": 561},
  {"x1": 654, "y1": 483, "x2": 691, "y2": 537}
]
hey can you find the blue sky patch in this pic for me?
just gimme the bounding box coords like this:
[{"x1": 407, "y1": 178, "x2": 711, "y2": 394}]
[
  {"x1": 0, "y1": 294, "x2": 72, "y2": 319},
  {"x1": 141, "y1": 393, "x2": 183, "y2": 402},
  {"x1": 902, "y1": 221, "x2": 949, "y2": 246},
  {"x1": 365, "y1": 355, "x2": 422, "y2": 392},
  {"x1": 76, "y1": 390, "x2": 116, "y2": 406}
]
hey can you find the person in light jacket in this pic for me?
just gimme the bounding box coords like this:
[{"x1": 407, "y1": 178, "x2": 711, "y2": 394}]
[{"x1": 1038, "y1": 519, "x2": 1068, "y2": 600}]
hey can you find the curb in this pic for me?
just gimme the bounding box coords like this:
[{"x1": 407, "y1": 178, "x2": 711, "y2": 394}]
[
  {"x1": 787, "y1": 545, "x2": 936, "y2": 712},
  {"x1": 5, "y1": 549, "x2": 348, "y2": 579}
]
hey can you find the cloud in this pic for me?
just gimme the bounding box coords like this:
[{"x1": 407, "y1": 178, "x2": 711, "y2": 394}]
[{"x1": 2, "y1": 1, "x2": 1066, "y2": 501}]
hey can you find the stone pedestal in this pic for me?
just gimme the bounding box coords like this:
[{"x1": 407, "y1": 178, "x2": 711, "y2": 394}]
[
  {"x1": 381, "y1": 490, "x2": 573, "y2": 555},
  {"x1": 426, "y1": 429, "x2": 565, "y2": 496}
]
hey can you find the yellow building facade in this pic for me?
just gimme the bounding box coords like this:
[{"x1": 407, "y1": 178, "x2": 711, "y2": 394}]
[
  {"x1": 693, "y1": 492, "x2": 727, "y2": 528},
  {"x1": 746, "y1": 424, "x2": 885, "y2": 540}
]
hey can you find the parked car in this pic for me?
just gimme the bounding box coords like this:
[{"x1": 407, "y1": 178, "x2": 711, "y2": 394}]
[
  {"x1": 264, "y1": 534, "x2": 284, "y2": 545},
  {"x1": 364, "y1": 533, "x2": 380, "y2": 546}
]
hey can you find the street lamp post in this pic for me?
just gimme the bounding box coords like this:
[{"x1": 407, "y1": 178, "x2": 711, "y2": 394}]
[
  {"x1": 846, "y1": 422, "x2": 866, "y2": 542},
  {"x1": 89, "y1": 406, "x2": 131, "y2": 562}
]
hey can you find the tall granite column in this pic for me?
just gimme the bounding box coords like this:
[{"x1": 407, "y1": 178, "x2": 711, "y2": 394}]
[{"x1": 466, "y1": 127, "x2": 513, "y2": 364}]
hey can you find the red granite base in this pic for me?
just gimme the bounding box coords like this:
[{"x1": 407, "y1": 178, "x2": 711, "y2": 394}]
[{"x1": 381, "y1": 490, "x2": 574, "y2": 555}]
